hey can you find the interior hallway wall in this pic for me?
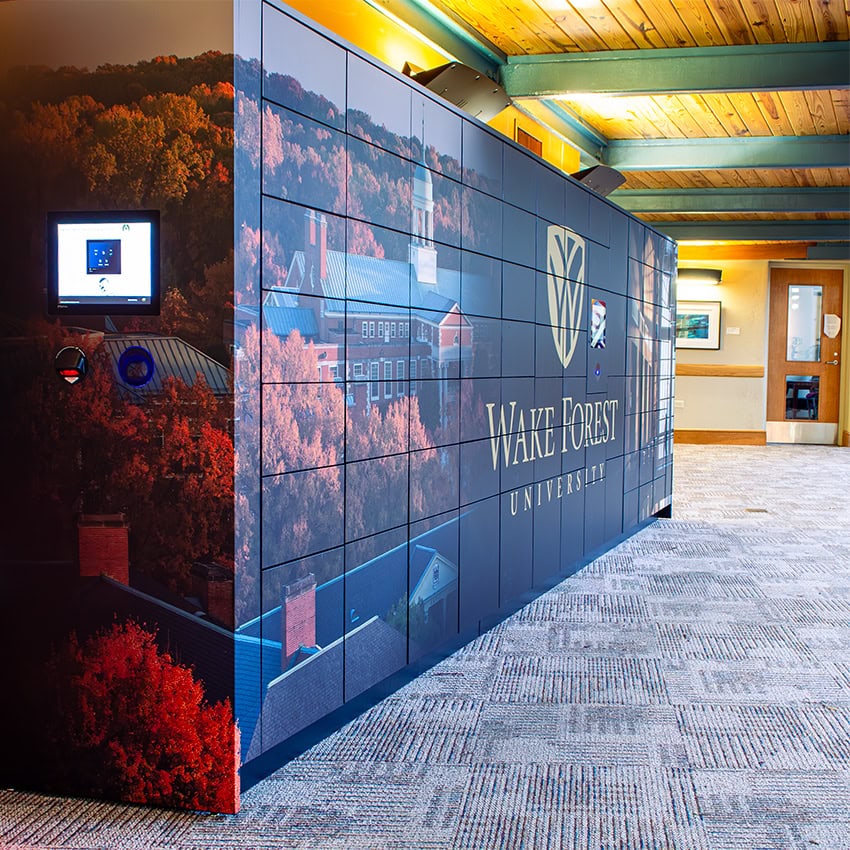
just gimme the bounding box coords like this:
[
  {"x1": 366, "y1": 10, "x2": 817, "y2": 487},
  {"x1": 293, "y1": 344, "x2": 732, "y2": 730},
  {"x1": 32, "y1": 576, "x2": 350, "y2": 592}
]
[
  {"x1": 673, "y1": 257, "x2": 850, "y2": 444},
  {"x1": 674, "y1": 260, "x2": 769, "y2": 433}
]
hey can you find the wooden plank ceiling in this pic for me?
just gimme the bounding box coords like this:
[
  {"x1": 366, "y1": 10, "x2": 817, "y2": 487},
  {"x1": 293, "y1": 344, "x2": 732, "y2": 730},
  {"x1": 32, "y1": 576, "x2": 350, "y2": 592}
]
[
  {"x1": 404, "y1": 0, "x2": 850, "y2": 250},
  {"x1": 435, "y1": 0, "x2": 848, "y2": 54}
]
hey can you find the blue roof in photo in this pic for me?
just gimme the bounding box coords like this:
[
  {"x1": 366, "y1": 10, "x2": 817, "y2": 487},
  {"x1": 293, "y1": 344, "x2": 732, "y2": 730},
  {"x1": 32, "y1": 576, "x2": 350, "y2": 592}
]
[
  {"x1": 414, "y1": 287, "x2": 459, "y2": 316},
  {"x1": 245, "y1": 614, "x2": 407, "y2": 761},
  {"x1": 263, "y1": 305, "x2": 319, "y2": 339},
  {"x1": 239, "y1": 513, "x2": 463, "y2": 647},
  {"x1": 102, "y1": 335, "x2": 230, "y2": 399},
  {"x1": 290, "y1": 248, "x2": 467, "y2": 315},
  {"x1": 346, "y1": 252, "x2": 411, "y2": 305}
]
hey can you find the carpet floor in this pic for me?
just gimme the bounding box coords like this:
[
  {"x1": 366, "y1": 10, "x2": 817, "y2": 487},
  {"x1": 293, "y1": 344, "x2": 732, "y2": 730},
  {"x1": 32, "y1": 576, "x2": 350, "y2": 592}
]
[{"x1": 2, "y1": 444, "x2": 849, "y2": 850}]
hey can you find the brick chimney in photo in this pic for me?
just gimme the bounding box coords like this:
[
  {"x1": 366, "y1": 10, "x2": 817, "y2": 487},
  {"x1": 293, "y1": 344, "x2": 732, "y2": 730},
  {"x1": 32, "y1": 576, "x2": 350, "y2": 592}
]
[
  {"x1": 77, "y1": 514, "x2": 129, "y2": 586},
  {"x1": 191, "y1": 560, "x2": 235, "y2": 630},
  {"x1": 280, "y1": 573, "x2": 316, "y2": 666}
]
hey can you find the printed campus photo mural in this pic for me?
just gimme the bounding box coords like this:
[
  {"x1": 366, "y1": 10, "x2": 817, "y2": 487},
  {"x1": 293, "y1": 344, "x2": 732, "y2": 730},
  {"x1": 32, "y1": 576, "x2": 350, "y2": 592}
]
[
  {"x1": 230, "y1": 0, "x2": 675, "y2": 767},
  {"x1": 0, "y1": 0, "x2": 674, "y2": 814}
]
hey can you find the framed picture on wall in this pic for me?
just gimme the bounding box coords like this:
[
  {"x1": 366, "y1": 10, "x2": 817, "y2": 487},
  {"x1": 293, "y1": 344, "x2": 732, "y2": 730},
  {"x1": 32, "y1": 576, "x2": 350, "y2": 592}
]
[{"x1": 676, "y1": 300, "x2": 721, "y2": 349}]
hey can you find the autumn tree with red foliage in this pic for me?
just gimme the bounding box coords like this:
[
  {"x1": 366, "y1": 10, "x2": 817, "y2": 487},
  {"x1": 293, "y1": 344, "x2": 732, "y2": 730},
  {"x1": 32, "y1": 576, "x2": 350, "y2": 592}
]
[
  {"x1": 233, "y1": 326, "x2": 345, "y2": 621},
  {"x1": 49, "y1": 621, "x2": 238, "y2": 812},
  {"x1": 345, "y1": 396, "x2": 451, "y2": 543},
  {"x1": 122, "y1": 375, "x2": 234, "y2": 592}
]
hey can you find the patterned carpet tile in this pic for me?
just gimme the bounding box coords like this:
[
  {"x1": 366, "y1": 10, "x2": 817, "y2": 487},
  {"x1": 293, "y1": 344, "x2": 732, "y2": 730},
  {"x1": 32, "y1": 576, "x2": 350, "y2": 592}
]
[
  {"x1": 452, "y1": 764, "x2": 710, "y2": 850},
  {"x1": 489, "y1": 655, "x2": 670, "y2": 705},
  {"x1": 693, "y1": 767, "x2": 850, "y2": 821},
  {"x1": 228, "y1": 763, "x2": 470, "y2": 850},
  {"x1": 572, "y1": 552, "x2": 637, "y2": 576},
  {"x1": 829, "y1": 661, "x2": 850, "y2": 692},
  {"x1": 678, "y1": 704, "x2": 850, "y2": 770},
  {"x1": 647, "y1": 598, "x2": 772, "y2": 624},
  {"x1": 737, "y1": 556, "x2": 844, "y2": 577},
  {"x1": 304, "y1": 698, "x2": 484, "y2": 764},
  {"x1": 704, "y1": 821, "x2": 850, "y2": 850},
  {"x1": 471, "y1": 704, "x2": 689, "y2": 768},
  {"x1": 655, "y1": 621, "x2": 816, "y2": 664},
  {"x1": 762, "y1": 596, "x2": 850, "y2": 626},
  {"x1": 494, "y1": 620, "x2": 660, "y2": 659},
  {"x1": 514, "y1": 592, "x2": 650, "y2": 624},
  {"x1": 0, "y1": 790, "x2": 197, "y2": 849},
  {"x1": 625, "y1": 539, "x2": 732, "y2": 558},
  {"x1": 664, "y1": 660, "x2": 848, "y2": 705},
  {"x1": 643, "y1": 572, "x2": 768, "y2": 600},
  {"x1": 545, "y1": 573, "x2": 647, "y2": 595}
]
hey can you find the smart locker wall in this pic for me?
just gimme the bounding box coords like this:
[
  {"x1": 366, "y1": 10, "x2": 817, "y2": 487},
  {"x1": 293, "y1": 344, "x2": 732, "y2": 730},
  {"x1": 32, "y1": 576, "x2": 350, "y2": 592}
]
[{"x1": 0, "y1": 0, "x2": 675, "y2": 812}]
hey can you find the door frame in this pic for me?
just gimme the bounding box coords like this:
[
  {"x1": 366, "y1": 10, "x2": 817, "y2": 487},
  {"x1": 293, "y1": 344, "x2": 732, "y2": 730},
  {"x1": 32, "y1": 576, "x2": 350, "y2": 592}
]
[{"x1": 767, "y1": 260, "x2": 850, "y2": 446}]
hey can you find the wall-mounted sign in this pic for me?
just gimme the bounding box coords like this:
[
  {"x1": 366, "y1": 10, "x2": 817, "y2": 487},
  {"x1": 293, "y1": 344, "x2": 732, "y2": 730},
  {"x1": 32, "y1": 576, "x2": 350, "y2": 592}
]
[{"x1": 824, "y1": 313, "x2": 841, "y2": 339}]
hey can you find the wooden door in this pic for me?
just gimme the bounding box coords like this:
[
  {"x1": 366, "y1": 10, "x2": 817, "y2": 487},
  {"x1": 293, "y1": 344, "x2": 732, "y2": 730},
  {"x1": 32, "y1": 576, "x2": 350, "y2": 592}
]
[{"x1": 767, "y1": 267, "x2": 844, "y2": 444}]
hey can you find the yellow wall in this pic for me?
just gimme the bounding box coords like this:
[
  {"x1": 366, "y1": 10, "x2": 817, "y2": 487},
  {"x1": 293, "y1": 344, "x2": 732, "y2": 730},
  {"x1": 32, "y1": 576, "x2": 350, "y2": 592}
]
[
  {"x1": 283, "y1": 0, "x2": 580, "y2": 175},
  {"x1": 674, "y1": 260, "x2": 770, "y2": 432},
  {"x1": 282, "y1": 0, "x2": 449, "y2": 78},
  {"x1": 488, "y1": 106, "x2": 581, "y2": 174},
  {"x1": 674, "y1": 257, "x2": 850, "y2": 444}
]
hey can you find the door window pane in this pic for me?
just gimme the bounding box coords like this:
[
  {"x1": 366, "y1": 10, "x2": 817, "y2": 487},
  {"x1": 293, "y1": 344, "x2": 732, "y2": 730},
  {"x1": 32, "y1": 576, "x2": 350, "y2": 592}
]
[
  {"x1": 786, "y1": 285, "x2": 822, "y2": 361},
  {"x1": 785, "y1": 375, "x2": 819, "y2": 420}
]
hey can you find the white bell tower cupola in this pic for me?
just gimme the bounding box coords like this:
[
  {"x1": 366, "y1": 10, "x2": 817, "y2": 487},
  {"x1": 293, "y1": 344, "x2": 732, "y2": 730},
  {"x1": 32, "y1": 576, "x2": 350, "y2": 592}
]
[{"x1": 409, "y1": 161, "x2": 438, "y2": 286}]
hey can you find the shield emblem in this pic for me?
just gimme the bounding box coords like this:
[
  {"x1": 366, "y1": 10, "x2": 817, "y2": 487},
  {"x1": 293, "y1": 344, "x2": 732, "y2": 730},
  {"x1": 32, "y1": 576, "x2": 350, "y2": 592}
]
[{"x1": 547, "y1": 225, "x2": 585, "y2": 368}]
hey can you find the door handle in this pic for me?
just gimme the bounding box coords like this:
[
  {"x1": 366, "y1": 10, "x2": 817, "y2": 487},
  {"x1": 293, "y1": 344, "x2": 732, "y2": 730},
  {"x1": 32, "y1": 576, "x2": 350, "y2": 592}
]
[{"x1": 825, "y1": 359, "x2": 839, "y2": 365}]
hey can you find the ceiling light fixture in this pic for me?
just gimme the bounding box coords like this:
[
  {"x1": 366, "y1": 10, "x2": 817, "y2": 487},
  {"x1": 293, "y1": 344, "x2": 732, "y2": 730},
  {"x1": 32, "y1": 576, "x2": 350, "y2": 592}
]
[
  {"x1": 404, "y1": 62, "x2": 510, "y2": 121},
  {"x1": 571, "y1": 164, "x2": 626, "y2": 197},
  {"x1": 677, "y1": 267, "x2": 722, "y2": 285}
]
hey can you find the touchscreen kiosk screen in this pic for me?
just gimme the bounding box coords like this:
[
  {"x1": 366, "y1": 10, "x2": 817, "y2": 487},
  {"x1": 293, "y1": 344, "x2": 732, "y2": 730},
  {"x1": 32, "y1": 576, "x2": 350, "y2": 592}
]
[{"x1": 48, "y1": 211, "x2": 160, "y2": 315}]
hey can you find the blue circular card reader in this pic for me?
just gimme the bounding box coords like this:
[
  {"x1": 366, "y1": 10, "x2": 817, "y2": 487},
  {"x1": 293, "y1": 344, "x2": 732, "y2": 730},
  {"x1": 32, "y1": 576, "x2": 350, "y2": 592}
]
[{"x1": 118, "y1": 346, "x2": 155, "y2": 387}]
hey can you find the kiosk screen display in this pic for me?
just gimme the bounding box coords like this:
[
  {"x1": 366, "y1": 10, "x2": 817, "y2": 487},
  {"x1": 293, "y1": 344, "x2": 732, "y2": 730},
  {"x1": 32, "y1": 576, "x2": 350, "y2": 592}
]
[{"x1": 48, "y1": 211, "x2": 160, "y2": 315}]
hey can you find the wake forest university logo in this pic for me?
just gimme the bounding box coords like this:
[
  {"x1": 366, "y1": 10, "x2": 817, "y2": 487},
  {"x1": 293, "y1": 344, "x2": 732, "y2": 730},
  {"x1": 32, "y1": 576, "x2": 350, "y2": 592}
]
[
  {"x1": 547, "y1": 224, "x2": 586, "y2": 369},
  {"x1": 483, "y1": 221, "x2": 617, "y2": 502}
]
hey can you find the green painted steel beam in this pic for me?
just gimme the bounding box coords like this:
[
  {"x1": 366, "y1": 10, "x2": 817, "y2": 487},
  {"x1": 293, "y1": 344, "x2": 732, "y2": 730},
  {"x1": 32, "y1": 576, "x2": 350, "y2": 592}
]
[
  {"x1": 502, "y1": 42, "x2": 850, "y2": 97},
  {"x1": 605, "y1": 135, "x2": 850, "y2": 171},
  {"x1": 808, "y1": 242, "x2": 850, "y2": 260},
  {"x1": 610, "y1": 187, "x2": 850, "y2": 214},
  {"x1": 361, "y1": 0, "x2": 504, "y2": 79},
  {"x1": 654, "y1": 220, "x2": 850, "y2": 242}
]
